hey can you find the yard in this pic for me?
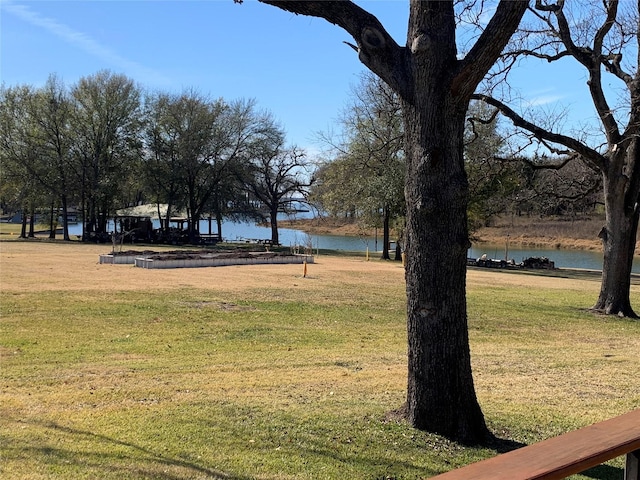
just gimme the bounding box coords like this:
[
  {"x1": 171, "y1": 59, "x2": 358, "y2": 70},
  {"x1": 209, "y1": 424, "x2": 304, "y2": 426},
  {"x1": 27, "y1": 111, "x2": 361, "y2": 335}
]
[{"x1": 1, "y1": 240, "x2": 638, "y2": 479}]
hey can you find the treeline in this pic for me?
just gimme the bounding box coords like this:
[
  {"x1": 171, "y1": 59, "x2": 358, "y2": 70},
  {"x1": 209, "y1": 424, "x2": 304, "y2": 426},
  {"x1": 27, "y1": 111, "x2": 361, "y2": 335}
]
[
  {"x1": 0, "y1": 71, "x2": 313, "y2": 244},
  {"x1": 308, "y1": 74, "x2": 602, "y2": 259},
  {"x1": 1, "y1": 70, "x2": 602, "y2": 247}
]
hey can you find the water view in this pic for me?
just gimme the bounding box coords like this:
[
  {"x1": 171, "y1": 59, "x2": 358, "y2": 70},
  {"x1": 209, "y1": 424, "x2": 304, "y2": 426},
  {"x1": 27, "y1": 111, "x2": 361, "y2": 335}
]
[
  {"x1": 217, "y1": 221, "x2": 638, "y2": 273},
  {"x1": 67, "y1": 219, "x2": 639, "y2": 273}
]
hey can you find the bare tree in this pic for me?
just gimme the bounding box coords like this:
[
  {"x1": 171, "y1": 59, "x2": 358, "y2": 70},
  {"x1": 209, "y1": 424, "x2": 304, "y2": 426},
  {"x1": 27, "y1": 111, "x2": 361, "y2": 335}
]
[
  {"x1": 513, "y1": 156, "x2": 602, "y2": 217},
  {"x1": 248, "y1": 0, "x2": 527, "y2": 444},
  {"x1": 465, "y1": 101, "x2": 522, "y2": 231},
  {"x1": 317, "y1": 73, "x2": 405, "y2": 259},
  {"x1": 473, "y1": 0, "x2": 640, "y2": 317},
  {"x1": 242, "y1": 137, "x2": 313, "y2": 246}
]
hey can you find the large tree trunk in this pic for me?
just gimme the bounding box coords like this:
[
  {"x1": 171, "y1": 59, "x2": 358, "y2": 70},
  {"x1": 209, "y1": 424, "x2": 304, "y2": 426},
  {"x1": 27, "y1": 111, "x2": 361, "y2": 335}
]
[
  {"x1": 594, "y1": 156, "x2": 639, "y2": 318},
  {"x1": 398, "y1": 1, "x2": 494, "y2": 445},
  {"x1": 270, "y1": 206, "x2": 279, "y2": 245},
  {"x1": 403, "y1": 92, "x2": 490, "y2": 444},
  {"x1": 257, "y1": 0, "x2": 527, "y2": 446}
]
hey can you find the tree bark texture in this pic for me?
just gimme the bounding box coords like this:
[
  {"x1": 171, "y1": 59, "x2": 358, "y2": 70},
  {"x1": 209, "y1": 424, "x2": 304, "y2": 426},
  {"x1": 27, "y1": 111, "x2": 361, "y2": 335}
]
[
  {"x1": 270, "y1": 206, "x2": 280, "y2": 245},
  {"x1": 594, "y1": 142, "x2": 640, "y2": 318},
  {"x1": 403, "y1": 95, "x2": 489, "y2": 442},
  {"x1": 258, "y1": 0, "x2": 527, "y2": 444},
  {"x1": 400, "y1": 3, "x2": 486, "y2": 443}
]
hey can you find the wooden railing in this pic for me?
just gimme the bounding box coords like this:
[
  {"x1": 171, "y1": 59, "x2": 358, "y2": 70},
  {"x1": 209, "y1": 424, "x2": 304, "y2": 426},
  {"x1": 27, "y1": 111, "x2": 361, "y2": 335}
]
[{"x1": 429, "y1": 409, "x2": 640, "y2": 480}]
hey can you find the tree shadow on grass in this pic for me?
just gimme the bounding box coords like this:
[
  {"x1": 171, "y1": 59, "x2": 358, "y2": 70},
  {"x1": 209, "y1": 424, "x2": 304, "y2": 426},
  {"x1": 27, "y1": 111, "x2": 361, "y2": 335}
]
[
  {"x1": 292, "y1": 437, "x2": 444, "y2": 479},
  {"x1": 21, "y1": 420, "x2": 250, "y2": 480},
  {"x1": 381, "y1": 413, "x2": 625, "y2": 480},
  {"x1": 578, "y1": 464, "x2": 625, "y2": 480},
  {"x1": 486, "y1": 435, "x2": 527, "y2": 453},
  {"x1": 18, "y1": 418, "x2": 626, "y2": 479}
]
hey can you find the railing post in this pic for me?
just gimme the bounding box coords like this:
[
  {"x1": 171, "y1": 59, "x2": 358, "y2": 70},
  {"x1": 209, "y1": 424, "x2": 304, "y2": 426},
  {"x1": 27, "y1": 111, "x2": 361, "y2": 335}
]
[{"x1": 626, "y1": 450, "x2": 639, "y2": 480}]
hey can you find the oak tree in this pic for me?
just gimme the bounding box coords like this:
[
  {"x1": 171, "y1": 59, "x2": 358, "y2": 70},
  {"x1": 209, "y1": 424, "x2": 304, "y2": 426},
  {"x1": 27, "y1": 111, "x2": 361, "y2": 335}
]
[
  {"x1": 474, "y1": 0, "x2": 640, "y2": 317},
  {"x1": 253, "y1": 0, "x2": 528, "y2": 444},
  {"x1": 242, "y1": 134, "x2": 313, "y2": 246},
  {"x1": 71, "y1": 71, "x2": 143, "y2": 239},
  {"x1": 29, "y1": 75, "x2": 77, "y2": 241}
]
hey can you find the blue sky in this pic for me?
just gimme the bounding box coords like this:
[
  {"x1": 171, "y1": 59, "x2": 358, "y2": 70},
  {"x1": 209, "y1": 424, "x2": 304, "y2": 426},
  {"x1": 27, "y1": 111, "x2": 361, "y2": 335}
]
[{"x1": 0, "y1": 0, "x2": 607, "y2": 153}]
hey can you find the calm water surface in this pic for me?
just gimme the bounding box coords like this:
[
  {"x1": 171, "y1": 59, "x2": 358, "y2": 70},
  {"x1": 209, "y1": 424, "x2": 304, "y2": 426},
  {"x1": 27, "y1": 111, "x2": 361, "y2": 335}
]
[{"x1": 69, "y1": 220, "x2": 639, "y2": 273}]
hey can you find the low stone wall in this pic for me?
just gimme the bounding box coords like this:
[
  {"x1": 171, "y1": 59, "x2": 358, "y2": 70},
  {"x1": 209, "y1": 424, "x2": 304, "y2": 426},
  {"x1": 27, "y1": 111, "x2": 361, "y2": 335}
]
[
  {"x1": 100, "y1": 250, "x2": 314, "y2": 269},
  {"x1": 134, "y1": 254, "x2": 314, "y2": 269},
  {"x1": 99, "y1": 254, "x2": 145, "y2": 264},
  {"x1": 99, "y1": 250, "x2": 158, "y2": 264}
]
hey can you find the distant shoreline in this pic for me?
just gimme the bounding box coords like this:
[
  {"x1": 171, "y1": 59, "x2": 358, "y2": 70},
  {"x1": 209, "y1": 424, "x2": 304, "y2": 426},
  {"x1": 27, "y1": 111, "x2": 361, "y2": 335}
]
[{"x1": 279, "y1": 215, "x2": 623, "y2": 253}]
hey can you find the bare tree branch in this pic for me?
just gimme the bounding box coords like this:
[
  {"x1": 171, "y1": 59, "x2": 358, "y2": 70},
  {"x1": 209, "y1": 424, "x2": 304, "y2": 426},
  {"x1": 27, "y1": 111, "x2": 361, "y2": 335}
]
[
  {"x1": 466, "y1": 108, "x2": 499, "y2": 146},
  {"x1": 522, "y1": 153, "x2": 577, "y2": 170},
  {"x1": 536, "y1": 2, "x2": 624, "y2": 142},
  {"x1": 593, "y1": 0, "x2": 619, "y2": 57},
  {"x1": 471, "y1": 93, "x2": 608, "y2": 171},
  {"x1": 453, "y1": 1, "x2": 529, "y2": 98}
]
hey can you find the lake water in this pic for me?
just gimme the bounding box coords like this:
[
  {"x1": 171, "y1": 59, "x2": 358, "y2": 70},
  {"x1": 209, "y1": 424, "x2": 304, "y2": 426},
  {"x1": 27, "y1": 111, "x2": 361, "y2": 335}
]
[
  {"x1": 467, "y1": 244, "x2": 626, "y2": 272},
  {"x1": 68, "y1": 219, "x2": 639, "y2": 273},
  {"x1": 68, "y1": 219, "x2": 378, "y2": 252}
]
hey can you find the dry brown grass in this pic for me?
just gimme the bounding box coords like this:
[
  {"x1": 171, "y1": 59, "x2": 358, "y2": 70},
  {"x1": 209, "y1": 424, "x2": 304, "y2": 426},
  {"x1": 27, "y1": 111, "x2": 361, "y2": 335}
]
[
  {"x1": 1, "y1": 241, "x2": 287, "y2": 292},
  {"x1": 474, "y1": 215, "x2": 608, "y2": 251},
  {"x1": 0, "y1": 240, "x2": 604, "y2": 294},
  {"x1": 2, "y1": 239, "x2": 640, "y2": 479},
  {"x1": 282, "y1": 215, "x2": 634, "y2": 253}
]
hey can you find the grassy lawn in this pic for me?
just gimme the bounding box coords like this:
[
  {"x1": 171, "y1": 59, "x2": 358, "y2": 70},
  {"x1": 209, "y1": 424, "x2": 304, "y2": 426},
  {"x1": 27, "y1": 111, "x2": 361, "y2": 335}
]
[
  {"x1": 1, "y1": 240, "x2": 639, "y2": 479},
  {"x1": 0, "y1": 222, "x2": 25, "y2": 237}
]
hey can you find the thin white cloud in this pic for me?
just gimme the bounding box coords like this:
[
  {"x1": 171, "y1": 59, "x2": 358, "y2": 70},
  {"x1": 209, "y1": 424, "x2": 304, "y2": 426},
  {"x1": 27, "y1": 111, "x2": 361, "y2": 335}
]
[
  {"x1": 1, "y1": 0, "x2": 172, "y2": 85},
  {"x1": 525, "y1": 90, "x2": 567, "y2": 107}
]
